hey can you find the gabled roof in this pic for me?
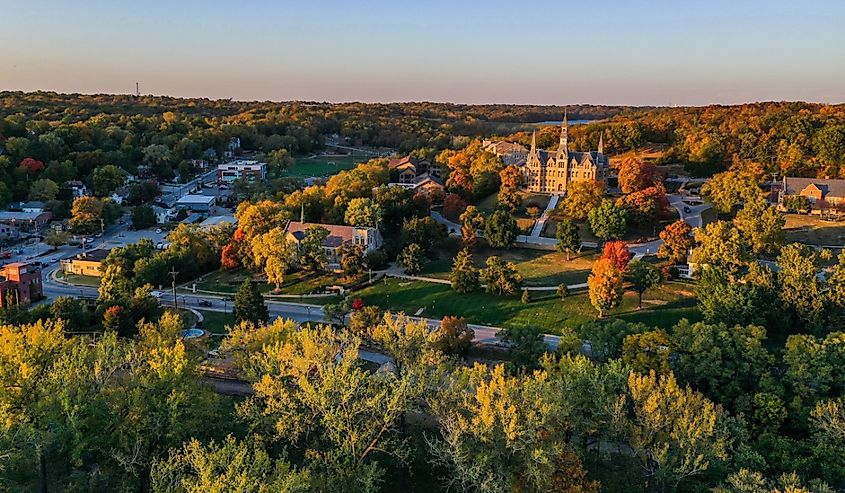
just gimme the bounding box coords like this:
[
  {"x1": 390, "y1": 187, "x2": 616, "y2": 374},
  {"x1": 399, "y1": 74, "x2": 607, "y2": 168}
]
[
  {"x1": 785, "y1": 177, "x2": 845, "y2": 198},
  {"x1": 285, "y1": 221, "x2": 373, "y2": 248}
]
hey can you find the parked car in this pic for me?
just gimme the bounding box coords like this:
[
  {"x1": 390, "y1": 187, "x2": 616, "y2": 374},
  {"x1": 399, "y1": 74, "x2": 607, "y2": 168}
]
[
  {"x1": 683, "y1": 206, "x2": 692, "y2": 214},
  {"x1": 155, "y1": 228, "x2": 163, "y2": 234},
  {"x1": 198, "y1": 300, "x2": 213, "y2": 307}
]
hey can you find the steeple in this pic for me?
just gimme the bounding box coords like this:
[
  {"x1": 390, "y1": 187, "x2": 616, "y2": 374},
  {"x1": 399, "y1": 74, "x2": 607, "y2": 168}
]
[
  {"x1": 559, "y1": 108, "x2": 568, "y2": 154},
  {"x1": 300, "y1": 203, "x2": 305, "y2": 223},
  {"x1": 530, "y1": 131, "x2": 537, "y2": 153},
  {"x1": 598, "y1": 132, "x2": 604, "y2": 155}
]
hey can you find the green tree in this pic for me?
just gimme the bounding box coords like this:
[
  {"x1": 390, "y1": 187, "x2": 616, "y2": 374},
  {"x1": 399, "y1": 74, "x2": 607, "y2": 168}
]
[
  {"x1": 555, "y1": 218, "x2": 581, "y2": 260},
  {"x1": 624, "y1": 260, "x2": 664, "y2": 308},
  {"x1": 588, "y1": 199, "x2": 627, "y2": 242},
  {"x1": 484, "y1": 209, "x2": 518, "y2": 249},
  {"x1": 561, "y1": 180, "x2": 605, "y2": 220},
  {"x1": 233, "y1": 279, "x2": 269, "y2": 325},
  {"x1": 449, "y1": 248, "x2": 480, "y2": 293},
  {"x1": 131, "y1": 204, "x2": 157, "y2": 230},
  {"x1": 91, "y1": 164, "x2": 126, "y2": 197},
  {"x1": 459, "y1": 205, "x2": 485, "y2": 248},
  {"x1": 701, "y1": 169, "x2": 762, "y2": 213},
  {"x1": 338, "y1": 243, "x2": 365, "y2": 280},
  {"x1": 344, "y1": 197, "x2": 382, "y2": 228},
  {"x1": 500, "y1": 326, "x2": 548, "y2": 371},
  {"x1": 298, "y1": 225, "x2": 329, "y2": 272},
  {"x1": 480, "y1": 256, "x2": 523, "y2": 295},
  {"x1": 734, "y1": 196, "x2": 785, "y2": 255},
  {"x1": 691, "y1": 221, "x2": 754, "y2": 278},
  {"x1": 28, "y1": 178, "x2": 59, "y2": 201},
  {"x1": 49, "y1": 296, "x2": 87, "y2": 331},
  {"x1": 398, "y1": 242, "x2": 423, "y2": 275}
]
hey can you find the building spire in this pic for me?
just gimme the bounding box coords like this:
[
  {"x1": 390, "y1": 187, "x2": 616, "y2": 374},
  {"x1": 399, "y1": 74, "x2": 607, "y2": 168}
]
[
  {"x1": 300, "y1": 202, "x2": 305, "y2": 223},
  {"x1": 559, "y1": 108, "x2": 568, "y2": 153},
  {"x1": 530, "y1": 131, "x2": 537, "y2": 153},
  {"x1": 598, "y1": 131, "x2": 604, "y2": 155}
]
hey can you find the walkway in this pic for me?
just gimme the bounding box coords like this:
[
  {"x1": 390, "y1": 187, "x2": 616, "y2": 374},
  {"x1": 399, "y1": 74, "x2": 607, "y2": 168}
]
[{"x1": 529, "y1": 194, "x2": 560, "y2": 238}]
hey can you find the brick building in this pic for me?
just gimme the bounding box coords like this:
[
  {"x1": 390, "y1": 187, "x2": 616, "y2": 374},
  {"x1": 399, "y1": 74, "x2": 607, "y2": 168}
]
[{"x1": 0, "y1": 262, "x2": 43, "y2": 307}]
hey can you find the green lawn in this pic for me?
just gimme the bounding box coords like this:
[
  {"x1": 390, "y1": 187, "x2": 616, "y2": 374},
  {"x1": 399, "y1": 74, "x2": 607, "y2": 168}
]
[
  {"x1": 279, "y1": 155, "x2": 363, "y2": 179},
  {"x1": 356, "y1": 279, "x2": 700, "y2": 334},
  {"x1": 421, "y1": 242, "x2": 598, "y2": 287},
  {"x1": 193, "y1": 268, "x2": 353, "y2": 296},
  {"x1": 198, "y1": 310, "x2": 236, "y2": 335},
  {"x1": 60, "y1": 273, "x2": 101, "y2": 287}
]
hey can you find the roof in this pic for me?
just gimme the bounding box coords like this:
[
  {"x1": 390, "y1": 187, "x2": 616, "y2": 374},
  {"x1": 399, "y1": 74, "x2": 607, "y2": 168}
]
[
  {"x1": 285, "y1": 221, "x2": 372, "y2": 248},
  {"x1": 181, "y1": 213, "x2": 203, "y2": 224},
  {"x1": 784, "y1": 177, "x2": 845, "y2": 198},
  {"x1": 75, "y1": 248, "x2": 111, "y2": 262},
  {"x1": 414, "y1": 173, "x2": 444, "y2": 187},
  {"x1": 388, "y1": 156, "x2": 417, "y2": 169},
  {"x1": 22, "y1": 201, "x2": 45, "y2": 209},
  {"x1": 486, "y1": 141, "x2": 528, "y2": 155},
  {"x1": 0, "y1": 211, "x2": 48, "y2": 221},
  {"x1": 3, "y1": 262, "x2": 34, "y2": 270},
  {"x1": 199, "y1": 215, "x2": 237, "y2": 228},
  {"x1": 176, "y1": 194, "x2": 216, "y2": 205}
]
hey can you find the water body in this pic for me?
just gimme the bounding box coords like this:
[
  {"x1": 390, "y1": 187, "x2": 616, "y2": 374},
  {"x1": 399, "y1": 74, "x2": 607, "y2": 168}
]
[{"x1": 535, "y1": 119, "x2": 597, "y2": 125}]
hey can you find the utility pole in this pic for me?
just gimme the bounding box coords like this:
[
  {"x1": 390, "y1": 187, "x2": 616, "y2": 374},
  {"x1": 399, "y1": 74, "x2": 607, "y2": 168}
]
[
  {"x1": 100, "y1": 218, "x2": 105, "y2": 237},
  {"x1": 169, "y1": 266, "x2": 178, "y2": 309}
]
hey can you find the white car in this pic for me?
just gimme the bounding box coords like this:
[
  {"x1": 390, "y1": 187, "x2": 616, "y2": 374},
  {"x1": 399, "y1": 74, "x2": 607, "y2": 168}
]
[
  {"x1": 155, "y1": 228, "x2": 163, "y2": 234},
  {"x1": 150, "y1": 291, "x2": 163, "y2": 298}
]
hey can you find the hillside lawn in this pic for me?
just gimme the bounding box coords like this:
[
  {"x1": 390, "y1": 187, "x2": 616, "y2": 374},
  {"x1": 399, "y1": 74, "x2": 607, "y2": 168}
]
[
  {"x1": 355, "y1": 278, "x2": 700, "y2": 334},
  {"x1": 783, "y1": 213, "x2": 845, "y2": 246},
  {"x1": 420, "y1": 240, "x2": 599, "y2": 287},
  {"x1": 193, "y1": 268, "x2": 360, "y2": 296}
]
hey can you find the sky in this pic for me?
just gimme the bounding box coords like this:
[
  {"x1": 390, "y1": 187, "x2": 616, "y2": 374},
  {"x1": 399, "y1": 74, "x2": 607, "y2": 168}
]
[{"x1": 1, "y1": 0, "x2": 844, "y2": 106}]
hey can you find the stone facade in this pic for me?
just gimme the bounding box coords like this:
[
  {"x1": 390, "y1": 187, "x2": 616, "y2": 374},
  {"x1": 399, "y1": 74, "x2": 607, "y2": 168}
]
[{"x1": 523, "y1": 114, "x2": 608, "y2": 194}]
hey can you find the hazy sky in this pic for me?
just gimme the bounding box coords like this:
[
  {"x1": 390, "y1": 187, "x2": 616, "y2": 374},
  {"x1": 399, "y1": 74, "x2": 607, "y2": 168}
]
[{"x1": 1, "y1": 0, "x2": 844, "y2": 105}]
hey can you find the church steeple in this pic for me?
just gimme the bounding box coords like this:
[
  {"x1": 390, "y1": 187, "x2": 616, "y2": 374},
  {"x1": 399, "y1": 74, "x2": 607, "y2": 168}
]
[
  {"x1": 559, "y1": 108, "x2": 568, "y2": 154},
  {"x1": 598, "y1": 132, "x2": 604, "y2": 155},
  {"x1": 530, "y1": 130, "x2": 537, "y2": 153}
]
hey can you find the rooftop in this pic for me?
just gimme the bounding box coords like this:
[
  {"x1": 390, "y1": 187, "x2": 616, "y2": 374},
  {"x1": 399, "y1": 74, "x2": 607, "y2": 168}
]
[
  {"x1": 176, "y1": 194, "x2": 216, "y2": 204},
  {"x1": 285, "y1": 221, "x2": 373, "y2": 248},
  {"x1": 74, "y1": 248, "x2": 111, "y2": 262}
]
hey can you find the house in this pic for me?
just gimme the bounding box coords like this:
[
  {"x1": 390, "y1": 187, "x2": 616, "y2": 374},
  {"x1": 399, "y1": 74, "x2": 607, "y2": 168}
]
[
  {"x1": 217, "y1": 160, "x2": 267, "y2": 183},
  {"x1": 61, "y1": 248, "x2": 111, "y2": 277},
  {"x1": 67, "y1": 180, "x2": 88, "y2": 198},
  {"x1": 152, "y1": 206, "x2": 176, "y2": 224},
  {"x1": 21, "y1": 201, "x2": 46, "y2": 213},
  {"x1": 181, "y1": 213, "x2": 203, "y2": 225},
  {"x1": 780, "y1": 177, "x2": 845, "y2": 209},
  {"x1": 522, "y1": 114, "x2": 609, "y2": 194},
  {"x1": 175, "y1": 194, "x2": 216, "y2": 212},
  {"x1": 387, "y1": 156, "x2": 442, "y2": 184},
  {"x1": 223, "y1": 137, "x2": 241, "y2": 158},
  {"x1": 384, "y1": 173, "x2": 445, "y2": 196},
  {"x1": 0, "y1": 262, "x2": 43, "y2": 307},
  {"x1": 482, "y1": 140, "x2": 529, "y2": 165},
  {"x1": 0, "y1": 210, "x2": 53, "y2": 231},
  {"x1": 284, "y1": 221, "x2": 383, "y2": 270},
  {"x1": 0, "y1": 224, "x2": 20, "y2": 243}
]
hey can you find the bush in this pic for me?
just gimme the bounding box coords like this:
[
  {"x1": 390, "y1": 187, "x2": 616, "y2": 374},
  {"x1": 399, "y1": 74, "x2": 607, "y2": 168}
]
[{"x1": 364, "y1": 250, "x2": 388, "y2": 270}]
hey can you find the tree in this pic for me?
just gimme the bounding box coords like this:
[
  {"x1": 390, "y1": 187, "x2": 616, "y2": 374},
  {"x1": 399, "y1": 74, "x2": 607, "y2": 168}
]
[
  {"x1": 557, "y1": 283, "x2": 569, "y2": 299},
  {"x1": 430, "y1": 316, "x2": 474, "y2": 355},
  {"x1": 151, "y1": 435, "x2": 311, "y2": 493},
  {"x1": 556, "y1": 219, "x2": 581, "y2": 260},
  {"x1": 28, "y1": 178, "x2": 59, "y2": 201},
  {"x1": 91, "y1": 164, "x2": 126, "y2": 197},
  {"x1": 298, "y1": 226, "x2": 329, "y2": 272},
  {"x1": 401, "y1": 216, "x2": 447, "y2": 254},
  {"x1": 131, "y1": 204, "x2": 156, "y2": 230},
  {"x1": 233, "y1": 279, "x2": 268, "y2": 325},
  {"x1": 588, "y1": 199, "x2": 627, "y2": 242},
  {"x1": 521, "y1": 288, "x2": 531, "y2": 304},
  {"x1": 449, "y1": 248, "x2": 480, "y2": 293},
  {"x1": 658, "y1": 220, "x2": 695, "y2": 264},
  {"x1": 344, "y1": 197, "x2": 382, "y2": 228},
  {"x1": 485, "y1": 209, "x2": 518, "y2": 249},
  {"x1": 624, "y1": 371, "x2": 728, "y2": 491},
  {"x1": 588, "y1": 258, "x2": 623, "y2": 317},
  {"x1": 250, "y1": 228, "x2": 295, "y2": 291},
  {"x1": 782, "y1": 195, "x2": 812, "y2": 214},
  {"x1": 480, "y1": 256, "x2": 523, "y2": 295},
  {"x1": 70, "y1": 196, "x2": 110, "y2": 234},
  {"x1": 701, "y1": 169, "x2": 762, "y2": 213},
  {"x1": 624, "y1": 260, "x2": 663, "y2": 308},
  {"x1": 617, "y1": 156, "x2": 657, "y2": 193},
  {"x1": 497, "y1": 165, "x2": 523, "y2": 211},
  {"x1": 267, "y1": 148, "x2": 294, "y2": 171},
  {"x1": 49, "y1": 296, "x2": 87, "y2": 330},
  {"x1": 602, "y1": 240, "x2": 632, "y2": 272},
  {"x1": 19, "y1": 156, "x2": 45, "y2": 174},
  {"x1": 442, "y1": 193, "x2": 467, "y2": 222},
  {"x1": 561, "y1": 180, "x2": 605, "y2": 220},
  {"x1": 459, "y1": 205, "x2": 484, "y2": 248},
  {"x1": 690, "y1": 221, "x2": 753, "y2": 278},
  {"x1": 220, "y1": 243, "x2": 240, "y2": 270},
  {"x1": 338, "y1": 243, "x2": 365, "y2": 280},
  {"x1": 734, "y1": 196, "x2": 785, "y2": 255},
  {"x1": 398, "y1": 242, "x2": 423, "y2": 275},
  {"x1": 714, "y1": 470, "x2": 835, "y2": 493},
  {"x1": 622, "y1": 329, "x2": 673, "y2": 375},
  {"x1": 776, "y1": 244, "x2": 830, "y2": 331}
]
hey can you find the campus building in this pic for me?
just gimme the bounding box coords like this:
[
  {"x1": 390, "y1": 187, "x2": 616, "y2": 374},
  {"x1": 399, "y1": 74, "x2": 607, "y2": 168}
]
[
  {"x1": 284, "y1": 221, "x2": 383, "y2": 270},
  {"x1": 0, "y1": 262, "x2": 43, "y2": 308},
  {"x1": 61, "y1": 248, "x2": 111, "y2": 277},
  {"x1": 522, "y1": 113, "x2": 609, "y2": 194},
  {"x1": 217, "y1": 160, "x2": 267, "y2": 183}
]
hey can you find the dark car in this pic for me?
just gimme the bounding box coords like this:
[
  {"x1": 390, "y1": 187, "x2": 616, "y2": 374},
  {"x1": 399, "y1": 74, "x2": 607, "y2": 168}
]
[
  {"x1": 197, "y1": 300, "x2": 213, "y2": 307},
  {"x1": 683, "y1": 206, "x2": 692, "y2": 214}
]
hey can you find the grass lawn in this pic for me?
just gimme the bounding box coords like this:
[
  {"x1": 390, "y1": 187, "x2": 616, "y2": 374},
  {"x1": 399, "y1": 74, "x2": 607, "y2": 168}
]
[
  {"x1": 198, "y1": 310, "x2": 236, "y2": 335},
  {"x1": 783, "y1": 213, "x2": 845, "y2": 246},
  {"x1": 421, "y1": 241, "x2": 599, "y2": 287},
  {"x1": 194, "y1": 268, "x2": 355, "y2": 296},
  {"x1": 356, "y1": 279, "x2": 699, "y2": 334},
  {"x1": 279, "y1": 155, "x2": 362, "y2": 179},
  {"x1": 60, "y1": 273, "x2": 101, "y2": 287}
]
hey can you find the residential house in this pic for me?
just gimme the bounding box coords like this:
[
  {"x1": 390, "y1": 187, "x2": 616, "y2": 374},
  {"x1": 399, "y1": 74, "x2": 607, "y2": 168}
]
[
  {"x1": 217, "y1": 160, "x2": 267, "y2": 183},
  {"x1": 61, "y1": 248, "x2": 111, "y2": 277},
  {"x1": 384, "y1": 173, "x2": 445, "y2": 196},
  {"x1": 780, "y1": 177, "x2": 845, "y2": 210},
  {"x1": 0, "y1": 210, "x2": 52, "y2": 232},
  {"x1": 0, "y1": 262, "x2": 43, "y2": 307},
  {"x1": 522, "y1": 114, "x2": 609, "y2": 194},
  {"x1": 67, "y1": 180, "x2": 88, "y2": 198},
  {"x1": 0, "y1": 224, "x2": 20, "y2": 243},
  {"x1": 387, "y1": 156, "x2": 442, "y2": 184},
  {"x1": 284, "y1": 221, "x2": 383, "y2": 270},
  {"x1": 152, "y1": 206, "x2": 176, "y2": 224},
  {"x1": 21, "y1": 201, "x2": 45, "y2": 213}
]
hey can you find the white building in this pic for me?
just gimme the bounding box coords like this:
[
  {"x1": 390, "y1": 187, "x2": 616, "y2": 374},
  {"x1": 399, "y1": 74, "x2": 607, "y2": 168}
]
[
  {"x1": 175, "y1": 194, "x2": 216, "y2": 212},
  {"x1": 217, "y1": 160, "x2": 267, "y2": 183}
]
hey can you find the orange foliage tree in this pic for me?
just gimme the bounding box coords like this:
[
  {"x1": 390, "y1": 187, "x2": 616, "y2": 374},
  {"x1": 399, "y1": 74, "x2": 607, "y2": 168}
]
[
  {"x1": 588, "y1": 258, "x2": 623, "y2": 318},
  {"x1": 602, "y1": 240, "x2": 632, "y2": 272}
]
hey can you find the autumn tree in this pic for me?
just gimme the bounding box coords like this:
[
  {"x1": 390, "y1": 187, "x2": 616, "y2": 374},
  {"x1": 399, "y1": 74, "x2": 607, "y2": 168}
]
[
  {"x1": 561, "y1": 180, "x2": 605, "y2": 220},
  {"x1": 734, "y1": 195, "x2": 785, "y2": 255},
  {"x1": 442, "y1": 193, "x2": 467, "y2": 221},
  {"x1": 617, "y1": 156, "x2": 657, "y2": 193},
  {"x1": 658, "y1": 220, "x2": 694, "y2": 264},
  {"x1": 602, "y1": 240, "x2": 632, "y2": 272},
  {"x1": 497, "y1": 164, "x2": 523, "y2": 211},
  {"x1": 556, "y1": 219, "x2": 581, "y2": 260},
  {"x1": 233, "y1": 279, "x2": 268, "y2": 325},
  {"x1": 91, "y1": 164, "x2": 126, "y2": 197},
  {"x1": 690, "y1": 221, "x2": 754, "y2": 278},
  {"x1": 450, "y1": 248, "x2": 480, "y2": 293},
  {"x1": 398, "y1": 242, "x2": 423, "y2": 275},
  {"x1": 430, "y1": 316, "x2": 474, "y2": 355},
  {"x1": 588, "y1": 258, "x2": 623, "y2": 317},
  {"x1": 480, "y1": 256, "x2": 523, "y2": 295},
  {"x1": 701, "y1": 169, "x2": 762, "y2": 213},
  {"x1": 344, "y1": 197, "x2": 382, "y2": 228},
  {"x1": 459, "y1": 205, "x2": 485, "y2": 248}
]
